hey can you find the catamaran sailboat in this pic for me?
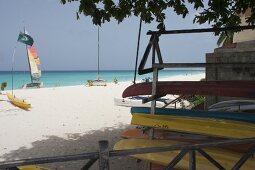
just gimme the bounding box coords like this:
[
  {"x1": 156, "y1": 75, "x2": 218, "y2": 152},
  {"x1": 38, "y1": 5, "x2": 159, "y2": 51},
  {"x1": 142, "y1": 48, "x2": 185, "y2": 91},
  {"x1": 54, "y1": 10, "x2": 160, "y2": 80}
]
[
  {"x1": 91, "y1": 27, "x2": 106, "y2": 86},
  {"x1": 22, "y1": 33, "x2": 43, "y2": 88}
]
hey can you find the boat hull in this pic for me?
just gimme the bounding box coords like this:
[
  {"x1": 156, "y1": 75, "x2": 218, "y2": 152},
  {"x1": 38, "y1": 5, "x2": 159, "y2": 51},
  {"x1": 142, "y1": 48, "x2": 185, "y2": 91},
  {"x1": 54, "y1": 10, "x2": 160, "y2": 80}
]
[
  {"x1": 131, "y1": 107, "x2": 255, "y2": 123},
  {"x1": 208, "y1": 100, "x2": 255, "y2": 112},
  {"x1": 114, "y1": 97, "x2": 165, "y2": 107},
  {"x1": 120, "y1": 128, "x2": 251, "y2": 153},
  {"x1": 6, "y1": 92, "x2": 31, "y2": 110},
  {"x1": 131, "y1": 113, "x2": 255, "y2": 138},
  {"x1": 22, "y1": 82, "x2": 43, "y2": 89},
  {"x1": 122, "y1": 81, "x2": 255, "y2": 99},
  {"x1": 91, "y1": 79, "x2": 107, "y2": 86}
]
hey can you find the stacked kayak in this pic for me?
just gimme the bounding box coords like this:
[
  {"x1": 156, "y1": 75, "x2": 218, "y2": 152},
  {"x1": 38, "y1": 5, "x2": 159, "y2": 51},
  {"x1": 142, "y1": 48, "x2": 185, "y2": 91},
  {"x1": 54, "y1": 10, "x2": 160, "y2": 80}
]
[
  {"x1": 122, "y1": 81, "x2": 255, "y2": 99},
  {"x1": 113, "y1": 80, "x2": 255, "y2": 169},
  {"x1": 114, "y1": 106, "x2": 255, "y2": 169},
  {"x1": 130, "y1": 107, "x2": 255, "y2": 138}
]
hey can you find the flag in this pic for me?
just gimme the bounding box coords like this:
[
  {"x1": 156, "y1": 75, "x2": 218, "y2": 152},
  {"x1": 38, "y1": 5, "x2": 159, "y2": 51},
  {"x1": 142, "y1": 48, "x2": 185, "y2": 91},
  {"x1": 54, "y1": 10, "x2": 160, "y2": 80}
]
[{"x1": 17, "y1": 32, "x2": 34, "y2": 46}]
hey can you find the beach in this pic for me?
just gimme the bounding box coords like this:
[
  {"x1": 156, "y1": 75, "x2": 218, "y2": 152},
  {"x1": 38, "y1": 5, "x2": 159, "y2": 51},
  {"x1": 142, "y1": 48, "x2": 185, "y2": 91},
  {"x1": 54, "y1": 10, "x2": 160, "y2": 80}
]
[{"x1": 0, "y1": 73, "x2": 204, "y2": 169}]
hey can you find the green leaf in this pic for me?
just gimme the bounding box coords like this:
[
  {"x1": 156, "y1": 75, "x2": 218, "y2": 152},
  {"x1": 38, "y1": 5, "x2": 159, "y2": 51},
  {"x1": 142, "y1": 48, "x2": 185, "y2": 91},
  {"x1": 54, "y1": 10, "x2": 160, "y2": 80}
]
[{"x1": 61, "y1": 0, "x2": 255, "y2": 29}]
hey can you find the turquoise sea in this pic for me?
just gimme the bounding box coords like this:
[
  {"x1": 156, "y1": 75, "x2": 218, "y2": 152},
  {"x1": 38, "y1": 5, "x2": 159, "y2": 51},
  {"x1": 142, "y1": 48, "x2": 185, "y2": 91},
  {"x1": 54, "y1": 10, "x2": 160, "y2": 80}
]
[{"x1": 0, "y1": 70, "x2": 204, "y2": 90}]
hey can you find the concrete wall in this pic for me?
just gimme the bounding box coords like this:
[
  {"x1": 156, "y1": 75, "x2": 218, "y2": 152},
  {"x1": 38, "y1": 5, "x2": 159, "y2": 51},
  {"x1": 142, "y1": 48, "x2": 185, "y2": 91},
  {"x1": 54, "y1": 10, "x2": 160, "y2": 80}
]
[
  {"x1": 233, "y1": 8, "x2": 255, "y2": 43},
  {"x1": 205, "y1": 43, "x2": 255, "y2": 107},
  {"x1": 205, "y1": 8, "x2": 255, "y2": 107}
]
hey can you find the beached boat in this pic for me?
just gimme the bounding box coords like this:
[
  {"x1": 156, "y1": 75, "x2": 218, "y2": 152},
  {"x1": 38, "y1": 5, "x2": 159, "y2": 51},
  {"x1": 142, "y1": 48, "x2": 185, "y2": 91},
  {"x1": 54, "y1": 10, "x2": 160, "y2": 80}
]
[
  {"x1": 120, "y1": 128, "x2": 250, "y2": 153},
  {"x1": 91, "y1": 79, "x2": 107, "y2": 86},
  {"x1": 22, "y1": 44, "x2": 43, "y2": 89},
  {"x1": 122, "y1": 81, "x2": 255, "y2": 99},
  {"x1": 131, "y1": 113, "x2": 255, "y2": 138},
  {"x1": 114, "y1": 96, "x2": 169, "y2": 107},
  {"x1": 6, "y1": 92, "x2": 31, "y2": 110},
  {"x1": 131, "y1": 107, "x2": 255, "y2": 123},
  {"x1": 113, "y1": 138, "x2": 255, "y2": 170},
  {"x1": 208, "y1": 100, "x2": 255, "y2": 112},
  {"x1": 91, "y1": 27, "x2": 107, "y2": 86},
  {"x1": 120, "y1": 128, "x2": 220, "y2": 141}
]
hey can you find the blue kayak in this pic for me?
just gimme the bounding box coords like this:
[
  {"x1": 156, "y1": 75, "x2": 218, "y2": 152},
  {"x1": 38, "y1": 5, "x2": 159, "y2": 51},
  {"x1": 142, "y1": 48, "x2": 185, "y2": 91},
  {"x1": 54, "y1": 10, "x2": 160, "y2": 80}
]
[{"x1": 131, "y1": 107, "x2": 255, "y2": 124}]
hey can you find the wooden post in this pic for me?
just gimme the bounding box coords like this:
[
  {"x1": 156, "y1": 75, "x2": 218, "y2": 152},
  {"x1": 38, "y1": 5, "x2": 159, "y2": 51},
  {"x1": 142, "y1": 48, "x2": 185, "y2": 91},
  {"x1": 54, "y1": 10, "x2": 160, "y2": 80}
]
[
  {"x1": 148, "y1": 36, "x2": 159, "y2": 170},
  {"x1": 81, "y1": 158, "x2": 98, "y2": 170},
  {"x1": 189, "y1": 150, "x2": 196, "y2": 170},
  {"x1": 98, "y1": 140, "x2": 110, "y2": 170}
]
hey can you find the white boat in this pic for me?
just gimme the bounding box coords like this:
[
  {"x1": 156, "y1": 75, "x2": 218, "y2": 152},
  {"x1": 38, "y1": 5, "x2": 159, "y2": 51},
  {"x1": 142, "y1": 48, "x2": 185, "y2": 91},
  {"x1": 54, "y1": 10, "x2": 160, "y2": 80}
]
[
  {"x1": 22, "y1": 82, "x2": 43, "y2": 89},
  {"x1": 91, "y1": 79, "x2": 107, "y2": 86},
  {"x1": 114, "y1": 96, "x2": 169, "y2": 107},
  {"x1": 89, "y1": 27, "x2": 107, "y2": 86},
  {"x1": 208, "y1": 100, "x2": 255, "y2": 113}
]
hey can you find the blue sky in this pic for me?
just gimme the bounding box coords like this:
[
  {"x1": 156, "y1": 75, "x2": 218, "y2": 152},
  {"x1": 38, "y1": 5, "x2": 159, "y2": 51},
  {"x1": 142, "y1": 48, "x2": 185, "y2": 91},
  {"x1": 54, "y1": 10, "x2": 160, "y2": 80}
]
[{"x1": 0, "y1": 0, "x2": 218, "y2": 71}]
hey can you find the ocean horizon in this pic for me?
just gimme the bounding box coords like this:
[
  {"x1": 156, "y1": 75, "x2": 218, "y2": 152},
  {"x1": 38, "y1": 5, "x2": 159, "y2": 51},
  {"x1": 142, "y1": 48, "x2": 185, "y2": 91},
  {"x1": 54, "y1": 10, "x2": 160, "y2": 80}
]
[{"x1": 0, "y1": 69, "x2": 204, "y2": 90}]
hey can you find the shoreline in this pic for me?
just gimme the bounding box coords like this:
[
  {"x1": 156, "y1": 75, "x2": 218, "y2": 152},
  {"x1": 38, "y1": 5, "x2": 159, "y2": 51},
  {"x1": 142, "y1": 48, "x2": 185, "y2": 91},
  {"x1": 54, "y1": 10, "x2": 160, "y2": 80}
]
[
  {"x1": 1, "y1": 71, "x2": 205, "y2": 90},
  {"x1": 0, "y1": 73, "x2": 205, "y2": 167},
  {"x1": 5, "y1": 72, "x2": 205, "y2": 91}
]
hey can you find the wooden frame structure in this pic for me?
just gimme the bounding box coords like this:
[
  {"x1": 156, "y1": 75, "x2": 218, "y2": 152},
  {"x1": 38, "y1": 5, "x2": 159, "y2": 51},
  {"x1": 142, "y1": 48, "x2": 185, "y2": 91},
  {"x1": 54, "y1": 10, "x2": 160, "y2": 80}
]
[{"x1": 138, "y1": 25, "x2": 255, "y2": 169}]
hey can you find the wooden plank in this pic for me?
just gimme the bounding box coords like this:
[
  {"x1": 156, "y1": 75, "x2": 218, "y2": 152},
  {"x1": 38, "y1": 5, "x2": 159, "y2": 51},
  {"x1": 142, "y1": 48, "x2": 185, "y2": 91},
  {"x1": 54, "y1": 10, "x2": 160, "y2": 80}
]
[
  {"x1": 98, "y1": 140, "x2": 110, "y2": 170},
  {"x1": 147, "y1": 25, "x2": 255, "y2": 35},
  {"x1": 0, "y1": 152, "x2": 99, "y2": 169},
  {"x1": 189, "y1": 150, "x2": 196, "y2": 170},
  {"x1": 81, "y1": 158, "x2": 98, "y2": 170},
  {"x1": 153, "y1": 63, "x2": 255, "y2": 68}
]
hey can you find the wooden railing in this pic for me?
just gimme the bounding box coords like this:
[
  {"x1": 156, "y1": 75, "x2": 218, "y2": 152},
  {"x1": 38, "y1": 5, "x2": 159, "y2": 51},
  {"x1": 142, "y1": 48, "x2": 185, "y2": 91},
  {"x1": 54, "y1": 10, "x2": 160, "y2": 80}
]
[{"x1": 1, "y1": 138, "x2": 255, "y2": 170}]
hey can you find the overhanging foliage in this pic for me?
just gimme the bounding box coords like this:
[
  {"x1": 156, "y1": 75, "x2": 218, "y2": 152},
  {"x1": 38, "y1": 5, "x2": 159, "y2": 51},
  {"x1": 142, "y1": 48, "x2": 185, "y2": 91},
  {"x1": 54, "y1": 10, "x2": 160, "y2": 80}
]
[{"x1": 61, "y1": 0, "x2": 255, "y2": 31}]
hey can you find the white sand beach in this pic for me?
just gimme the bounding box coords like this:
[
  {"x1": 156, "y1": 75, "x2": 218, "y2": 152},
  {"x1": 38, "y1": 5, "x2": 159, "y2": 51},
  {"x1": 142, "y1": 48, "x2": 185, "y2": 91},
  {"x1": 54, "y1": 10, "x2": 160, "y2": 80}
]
[{"x1": 0, "y1": 73, "x2": 204, "y2": 169}]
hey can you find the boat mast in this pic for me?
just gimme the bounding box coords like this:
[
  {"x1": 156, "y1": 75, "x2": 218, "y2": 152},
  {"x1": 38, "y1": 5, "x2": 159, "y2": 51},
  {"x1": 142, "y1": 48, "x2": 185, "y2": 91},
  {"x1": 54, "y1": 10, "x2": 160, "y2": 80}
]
[
  {"x1": 11, "y1": 44, "x2": 17, "y2": 95},
  {"x1": 97, "y1": 26, "x2": 100, "y2": 80},
  {"x1": 24, "y1": 27, "x2": 33, "y2": 83}
]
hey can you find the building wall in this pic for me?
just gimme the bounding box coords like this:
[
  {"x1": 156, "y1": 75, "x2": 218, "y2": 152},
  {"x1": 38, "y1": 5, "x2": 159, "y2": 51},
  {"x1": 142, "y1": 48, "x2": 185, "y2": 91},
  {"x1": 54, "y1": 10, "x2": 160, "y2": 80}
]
[
  {"x1": 233, "y1": 8, "x2": 255, "y2": 43},
  {"x1": 205, "y1": 48, "x2": 255, "y2": 107},
  {"x1": 205, "y1": 8, "x2": 255, "y2": 107}
]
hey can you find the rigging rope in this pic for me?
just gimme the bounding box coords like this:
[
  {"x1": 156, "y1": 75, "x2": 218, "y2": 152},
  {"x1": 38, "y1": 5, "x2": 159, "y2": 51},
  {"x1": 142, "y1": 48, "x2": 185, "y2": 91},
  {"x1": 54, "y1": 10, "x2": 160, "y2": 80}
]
[
  {"x1": 133, "y1": 17, "x2": 142, "y2": 84},
  {"x1": 11, "y1": 43, "x2": 18, "y2": 95}
]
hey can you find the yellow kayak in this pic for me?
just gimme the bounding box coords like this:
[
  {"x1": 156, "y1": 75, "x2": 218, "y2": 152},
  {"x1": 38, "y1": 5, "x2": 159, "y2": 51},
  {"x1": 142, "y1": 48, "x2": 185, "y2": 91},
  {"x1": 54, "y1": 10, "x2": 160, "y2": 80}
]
[
  {"x1": 6, "y1": 92, "x2": 31, "y2": 110},
  {"x1": 17, "y1": 165, "x2": 50, "y2": 170},
  {"x1": 131, "y1": 113, "x2": 255, "y2": 138},
  {"x1": 114, "y1": 138, "x2": 255, "y2": 170}
]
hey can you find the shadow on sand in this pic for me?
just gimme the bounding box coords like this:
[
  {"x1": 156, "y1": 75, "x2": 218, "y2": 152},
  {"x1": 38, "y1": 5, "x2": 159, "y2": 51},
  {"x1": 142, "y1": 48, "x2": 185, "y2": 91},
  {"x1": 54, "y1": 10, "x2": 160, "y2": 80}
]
[{"x1": 1, "y1": 126, "x2": 143, "y2": 170}]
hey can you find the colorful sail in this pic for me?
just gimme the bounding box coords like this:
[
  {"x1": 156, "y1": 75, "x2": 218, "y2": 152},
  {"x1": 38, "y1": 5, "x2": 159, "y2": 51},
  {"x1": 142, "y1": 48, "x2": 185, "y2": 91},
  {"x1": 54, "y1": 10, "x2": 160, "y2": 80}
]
[{"x1": 27, "y1": 46, "x2": 41, "y2": 82}]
